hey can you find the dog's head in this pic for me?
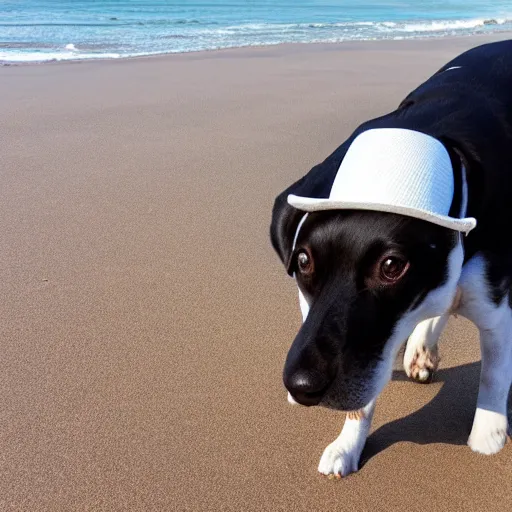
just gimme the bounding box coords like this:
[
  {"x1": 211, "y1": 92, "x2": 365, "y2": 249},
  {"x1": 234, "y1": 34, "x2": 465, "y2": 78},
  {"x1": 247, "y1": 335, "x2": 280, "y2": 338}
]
[{"x1": 270, "y1": 141, "x2": 466, "y2": 411}]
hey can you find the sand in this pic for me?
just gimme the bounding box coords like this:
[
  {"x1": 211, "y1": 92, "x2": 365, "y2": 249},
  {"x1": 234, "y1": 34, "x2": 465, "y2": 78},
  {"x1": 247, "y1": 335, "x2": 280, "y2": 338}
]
[{"x1": 1, "y1": 34, "x2": 511, "y2": 511}]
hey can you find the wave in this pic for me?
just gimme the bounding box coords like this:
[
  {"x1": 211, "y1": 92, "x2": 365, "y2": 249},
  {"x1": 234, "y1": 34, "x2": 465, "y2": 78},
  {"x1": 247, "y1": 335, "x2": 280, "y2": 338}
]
[
  {"x1": 2, "y1": 15, "x2": 512, "y2": 64},
  {"x1": 212, "y1": 17, "x2": 511, "y2": 34},
  {"x1": 397, "y1": 18, "x2": 509, "y2": 32},
  {"x1": 1, "y1": 16, "x2": 509, "y2": 32},
  {"x1": 0, "y1": 18, "x2": 215, "y2": 28},
  {"x1": 0, "y1": 50, "x2": 122, "y2": 63}
]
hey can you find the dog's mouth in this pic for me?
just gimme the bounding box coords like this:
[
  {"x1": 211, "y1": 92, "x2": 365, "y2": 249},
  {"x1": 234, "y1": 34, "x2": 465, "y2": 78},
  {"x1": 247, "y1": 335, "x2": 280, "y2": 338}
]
[
  {"x1": 286, "y1": 375, "x2": 337, "y2": 407},
  {"x1": 287, "y1": 375, "x2": 377, "y2": 411},
  {"x1": 287, "y1": 389, "x2": 326, "y2": 407}
]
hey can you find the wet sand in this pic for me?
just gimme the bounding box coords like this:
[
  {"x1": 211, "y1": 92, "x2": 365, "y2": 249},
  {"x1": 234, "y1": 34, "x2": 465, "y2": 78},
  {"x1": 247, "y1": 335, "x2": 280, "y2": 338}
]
[{"x1": 1, "y1": 34, "x2": 511, "y2": 510}]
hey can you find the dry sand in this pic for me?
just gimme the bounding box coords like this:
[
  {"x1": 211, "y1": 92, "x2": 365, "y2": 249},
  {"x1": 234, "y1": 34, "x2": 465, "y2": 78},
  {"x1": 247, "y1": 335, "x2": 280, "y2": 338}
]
[{"x1": 1, "y1": 34, "x2": 511, "y2": 511}]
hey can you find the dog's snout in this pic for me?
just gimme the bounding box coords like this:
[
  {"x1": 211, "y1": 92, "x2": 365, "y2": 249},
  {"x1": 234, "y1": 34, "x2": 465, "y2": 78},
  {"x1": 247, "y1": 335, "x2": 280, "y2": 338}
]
[{"x1": 284, "y1": 369, "x2": 330, "y2": 406}]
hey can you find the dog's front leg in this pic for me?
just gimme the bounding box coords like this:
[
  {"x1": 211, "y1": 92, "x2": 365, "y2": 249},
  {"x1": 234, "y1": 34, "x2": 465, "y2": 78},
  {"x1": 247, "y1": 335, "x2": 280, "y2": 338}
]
[
  {"x1": 317, "y1": 399, "x2": 376, "y2": 478},
  {"x1": 403, "y1": 288, "x2": 461, "y2": 383},
  {"x1": 403, "y1": 314, "x2": 447, "y2": 382}
]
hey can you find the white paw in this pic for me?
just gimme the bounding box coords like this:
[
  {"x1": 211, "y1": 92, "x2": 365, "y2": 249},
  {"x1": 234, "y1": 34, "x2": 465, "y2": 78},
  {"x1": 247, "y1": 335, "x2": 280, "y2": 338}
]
[
  {"x1": 404, "y1": 317, "x2": 446, "y2": 383},
  {"x1": 404, "y1": 343, "x2": 439, "y2": 383},
  {"x1": 468, "y1": 409, "x2": 509, "y2": 455},
  {"x1": 318, "y1": 442, "x2": 360, "y2": 478}
]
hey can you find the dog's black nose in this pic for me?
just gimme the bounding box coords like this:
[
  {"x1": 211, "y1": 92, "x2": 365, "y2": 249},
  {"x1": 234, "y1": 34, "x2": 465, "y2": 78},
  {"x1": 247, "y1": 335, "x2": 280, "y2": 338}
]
[{"x1": 284, "y1": 370, "x2": 329, "y2": 406}]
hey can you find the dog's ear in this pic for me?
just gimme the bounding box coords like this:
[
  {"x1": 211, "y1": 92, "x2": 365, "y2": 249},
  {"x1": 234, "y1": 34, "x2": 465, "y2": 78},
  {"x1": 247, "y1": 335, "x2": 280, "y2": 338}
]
[
  {"x1": 270, "y1": 137, "x2": 354, "y2": 275},
  {"x1": 270, "y1": 132, "x2": 360, "y2": 276}
]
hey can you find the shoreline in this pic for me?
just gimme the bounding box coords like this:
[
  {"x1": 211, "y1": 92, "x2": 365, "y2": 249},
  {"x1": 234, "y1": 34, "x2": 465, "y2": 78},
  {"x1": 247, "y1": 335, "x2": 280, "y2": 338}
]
[{"x1": 2, "y1": 30, "x2": 511, "y2": 67}]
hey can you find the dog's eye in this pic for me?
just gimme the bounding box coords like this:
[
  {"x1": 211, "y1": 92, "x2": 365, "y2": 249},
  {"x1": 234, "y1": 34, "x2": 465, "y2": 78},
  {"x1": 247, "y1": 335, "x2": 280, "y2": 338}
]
[
  {"x1": 297, "y1": 249, "x2": 314, "y2": 275},
  {"x1": 379, "y1": 256, "x2": 409, "y2": 283}
]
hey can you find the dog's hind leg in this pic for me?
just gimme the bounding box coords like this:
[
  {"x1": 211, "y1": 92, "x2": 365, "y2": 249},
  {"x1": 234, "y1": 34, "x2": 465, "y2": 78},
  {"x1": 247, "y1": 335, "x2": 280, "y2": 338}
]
[
  {"x1": 403, "y1": 314, "x2": 447, "y2": 383},
  {"x1": 317, "y1": 399, "x2": 376, "y2": 478}
]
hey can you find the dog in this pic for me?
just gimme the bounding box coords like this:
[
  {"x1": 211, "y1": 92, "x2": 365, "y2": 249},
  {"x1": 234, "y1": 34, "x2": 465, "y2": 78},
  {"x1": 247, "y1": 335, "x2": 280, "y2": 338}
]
[{"x1": 270, "y1": 40, "x2": 512, "y2": 478}]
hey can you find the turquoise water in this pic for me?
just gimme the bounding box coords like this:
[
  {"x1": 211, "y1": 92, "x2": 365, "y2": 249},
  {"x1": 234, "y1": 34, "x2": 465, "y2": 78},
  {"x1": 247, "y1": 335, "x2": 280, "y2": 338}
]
[{"x1": 1, "y1": 1, "x2": 512, "y2": 63}]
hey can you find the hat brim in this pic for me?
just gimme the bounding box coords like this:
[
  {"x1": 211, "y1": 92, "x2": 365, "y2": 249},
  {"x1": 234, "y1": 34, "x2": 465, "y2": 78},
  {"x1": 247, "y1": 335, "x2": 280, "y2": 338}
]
[{"x1": 287, "y1": 194, "x2": 477, "y2": 234}]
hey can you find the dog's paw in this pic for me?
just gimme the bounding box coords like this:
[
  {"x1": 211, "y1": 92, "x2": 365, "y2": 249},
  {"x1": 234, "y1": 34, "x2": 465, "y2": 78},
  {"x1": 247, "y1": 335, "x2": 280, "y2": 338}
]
[
  {"x1": 403, "y1": 343, "x2": 440, "y2": 383},
  {"x1": 468, "y1": 408, "x2": 508, "y2": 455},
  {"x1": 317, "y1": 442, "x2": 360, "y2": 478}
]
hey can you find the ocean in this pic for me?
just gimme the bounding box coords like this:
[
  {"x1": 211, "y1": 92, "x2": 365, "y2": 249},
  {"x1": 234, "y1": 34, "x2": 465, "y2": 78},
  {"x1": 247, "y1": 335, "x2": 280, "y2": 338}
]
[{"x1": 1, "y1": 0, "x2": 512, "y2": 63}]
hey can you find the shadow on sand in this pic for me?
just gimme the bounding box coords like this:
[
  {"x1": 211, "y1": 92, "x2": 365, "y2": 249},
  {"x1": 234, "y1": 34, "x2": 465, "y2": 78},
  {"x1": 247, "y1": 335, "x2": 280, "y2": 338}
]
[{"x1": 360, "y1": 362, "x2": 512, "y2": 468}]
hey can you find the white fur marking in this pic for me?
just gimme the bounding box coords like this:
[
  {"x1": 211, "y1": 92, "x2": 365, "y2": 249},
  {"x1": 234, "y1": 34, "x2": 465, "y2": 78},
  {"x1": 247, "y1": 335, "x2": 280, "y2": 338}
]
[
  {"x1": 291, "y1": 213, "x2": 309, "y2": 253},
  {"x1": 443, "y1": 66, "x2": 462, "y2": 72},
  {"x1": 298, "y1": 287, "x2": 310, "y2": 322},
  {"x1": 468, "y1": 408, "x2": 508, "y2": 455},
  {"x1": 287, "y1": 392, "x2": 299, "y2": 405},
  {"x1": 318, "y1": 400, "x2": 376, "y2": 477}
]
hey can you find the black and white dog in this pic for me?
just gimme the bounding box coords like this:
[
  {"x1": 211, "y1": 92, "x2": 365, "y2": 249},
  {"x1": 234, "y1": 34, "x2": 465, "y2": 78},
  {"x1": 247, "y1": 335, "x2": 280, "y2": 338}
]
[{"x1": 270, "y1": 40, "x2": 512, "y2": 478}]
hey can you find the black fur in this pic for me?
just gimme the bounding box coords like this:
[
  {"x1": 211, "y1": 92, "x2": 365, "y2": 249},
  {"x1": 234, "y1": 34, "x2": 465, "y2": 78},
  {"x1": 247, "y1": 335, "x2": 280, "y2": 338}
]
[{"x1": 270, "y1": 40, "x2": 512, "y2": 409}]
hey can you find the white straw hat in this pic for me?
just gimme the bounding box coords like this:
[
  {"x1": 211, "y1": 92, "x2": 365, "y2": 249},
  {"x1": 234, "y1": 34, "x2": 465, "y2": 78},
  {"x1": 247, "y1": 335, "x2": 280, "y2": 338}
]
[{"x1": 288, "y1": 128, "x2": 477, "y2": 233}]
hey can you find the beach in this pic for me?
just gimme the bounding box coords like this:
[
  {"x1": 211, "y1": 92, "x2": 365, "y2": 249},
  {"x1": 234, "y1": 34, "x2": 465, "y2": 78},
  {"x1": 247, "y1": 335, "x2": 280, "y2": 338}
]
[{"x1": 1, "y1": 34, "x2": 511, "y2": 510}]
